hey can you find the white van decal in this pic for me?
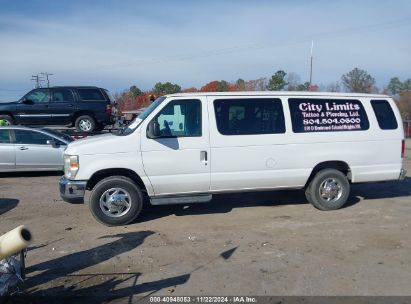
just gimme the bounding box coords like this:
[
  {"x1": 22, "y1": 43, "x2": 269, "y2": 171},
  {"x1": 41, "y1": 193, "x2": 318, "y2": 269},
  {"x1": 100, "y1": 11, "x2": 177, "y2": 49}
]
[{"x1": 289, "y1": 99, "x2": 369, "y2": 133}]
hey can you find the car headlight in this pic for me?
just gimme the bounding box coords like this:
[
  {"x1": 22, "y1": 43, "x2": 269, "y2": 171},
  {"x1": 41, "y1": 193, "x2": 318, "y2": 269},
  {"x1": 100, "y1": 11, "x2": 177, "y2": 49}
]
[{"x1": 64, "y1": 155, "x2": 79, "y2": 179}]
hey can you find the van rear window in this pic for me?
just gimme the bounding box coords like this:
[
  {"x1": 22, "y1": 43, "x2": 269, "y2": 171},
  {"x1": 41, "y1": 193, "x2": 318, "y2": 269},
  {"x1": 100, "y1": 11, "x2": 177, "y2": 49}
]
[
  {"x1": 288, "y1": 98, "x2": 369, "y2": 133},
  {"x1": 371, "y1": 100, "x2": 398, "y2": 130}
]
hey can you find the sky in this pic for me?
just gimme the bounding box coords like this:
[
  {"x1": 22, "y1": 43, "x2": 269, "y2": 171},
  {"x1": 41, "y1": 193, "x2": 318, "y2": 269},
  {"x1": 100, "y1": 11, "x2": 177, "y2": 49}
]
[{"x1": 0, "y1": 0, "x2": 410, "y2": 101}]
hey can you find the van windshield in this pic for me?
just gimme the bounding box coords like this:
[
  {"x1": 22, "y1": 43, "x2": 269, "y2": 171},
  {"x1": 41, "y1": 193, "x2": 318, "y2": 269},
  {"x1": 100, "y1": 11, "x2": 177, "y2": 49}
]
[{"x1": 119, "y1": 96, "x2": 166, "y2": 135}]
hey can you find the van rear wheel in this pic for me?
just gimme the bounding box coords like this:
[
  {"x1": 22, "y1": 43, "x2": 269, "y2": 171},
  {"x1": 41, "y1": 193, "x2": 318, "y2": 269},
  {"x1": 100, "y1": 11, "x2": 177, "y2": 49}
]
[
  {"x1": 89, "y1": 176, "x2": 143, "y2": 226},
  {"x1": 305, "y1": 169, "x2": 350, "y2": 210}
]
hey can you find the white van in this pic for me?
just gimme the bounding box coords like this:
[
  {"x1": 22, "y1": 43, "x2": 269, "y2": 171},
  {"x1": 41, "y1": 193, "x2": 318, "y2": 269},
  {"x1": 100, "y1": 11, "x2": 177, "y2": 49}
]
[{"x1": 59, "y1": 92, "x2": 407, "y2": 226}]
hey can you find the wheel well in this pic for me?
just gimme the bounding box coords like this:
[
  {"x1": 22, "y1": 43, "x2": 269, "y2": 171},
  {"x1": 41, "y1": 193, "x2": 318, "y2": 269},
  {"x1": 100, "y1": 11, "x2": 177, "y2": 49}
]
[
  {"x1": 0, "y1": 112, "x2": 15, "y2": 119},
  {"x1": 86, "y1": 168, "x2": 147, "y2": 193},
  {"x1": 305, "y1": 161, "x2": 351, "y2": 187},
  {"x1": 73, "y1": 111, "x2": 96, "y2": 124}
]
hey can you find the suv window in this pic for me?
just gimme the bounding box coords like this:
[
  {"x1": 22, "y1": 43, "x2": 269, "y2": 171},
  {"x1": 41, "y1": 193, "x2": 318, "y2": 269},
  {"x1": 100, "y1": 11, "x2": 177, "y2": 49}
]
[
  {"x1": 214, "y1": 98, "x2": 285, "y2": 135},
  {"x1": 53, "y1": 89, "x2": 74, "y2": 102},
  {"x1": 24, "y1": 89, "x2": 50, "y2": 103},
  {"x1": 77, "y1": 89, "x2": 105, "y2": 101},
  {"x1": 288, "y1": 98, "x2": 369, "y2": 133},
  {"x1": 15, "y1": 130, "x2": 61, "y2": 145},
  {"x1": 0, "y1": 129, "x2": 11, "y2": 143},
  {"x1": 371, "y1": 100, "x2": 398, "y2": 130},
  {"x1": 153, "y1": 99, "x2": 201, "y2": 137}
]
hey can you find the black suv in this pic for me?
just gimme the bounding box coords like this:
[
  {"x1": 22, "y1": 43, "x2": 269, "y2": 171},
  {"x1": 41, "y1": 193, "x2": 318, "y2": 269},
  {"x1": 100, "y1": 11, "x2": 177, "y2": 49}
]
[{"x1": 0, "y1": 86, "x2": 114, "y2": 132}]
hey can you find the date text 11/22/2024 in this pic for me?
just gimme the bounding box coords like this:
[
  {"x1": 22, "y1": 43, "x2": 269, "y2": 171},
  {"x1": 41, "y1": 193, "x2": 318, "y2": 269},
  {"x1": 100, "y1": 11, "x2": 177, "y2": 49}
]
[{"x1": 149, "y1": 296, "x2": 257, "y2": 303}]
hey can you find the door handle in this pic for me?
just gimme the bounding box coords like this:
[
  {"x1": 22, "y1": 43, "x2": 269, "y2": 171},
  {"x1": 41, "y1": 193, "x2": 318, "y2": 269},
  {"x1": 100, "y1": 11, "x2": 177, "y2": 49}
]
[
  {"x1": 19, "y1": 146, "x2": 28, "y2": 150},
  {"x1": 200, "y1": 151, "x2": 208, "y2": 163}
]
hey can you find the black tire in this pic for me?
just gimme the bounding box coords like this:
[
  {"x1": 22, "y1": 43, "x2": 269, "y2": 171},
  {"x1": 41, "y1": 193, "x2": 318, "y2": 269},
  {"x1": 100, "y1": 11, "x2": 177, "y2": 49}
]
[
  {"x1": 89, "y1": 176, "x2": 143, "y2": 226},
  {"x1": 75, "y1": 115, "x2": 96, "y2": 132},
  {"x1": 305, "y1": 169, "x2": 350, "y2": 211},
  {"x1": 0, "y1": 115, "x2": 14, "y2": 125}
]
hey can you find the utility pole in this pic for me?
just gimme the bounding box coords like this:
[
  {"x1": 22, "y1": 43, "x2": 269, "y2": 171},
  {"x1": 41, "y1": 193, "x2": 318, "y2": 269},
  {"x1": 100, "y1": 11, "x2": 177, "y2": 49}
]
[
  {"x1": 309, "y1": 40, "x2": 314, "y2": 87},
  {"x1": 31, "y1": 74, "x2": 43, "y2": 88},
  {"x1": 40, "y1": 72, "x2": 53, "y2": 88}
]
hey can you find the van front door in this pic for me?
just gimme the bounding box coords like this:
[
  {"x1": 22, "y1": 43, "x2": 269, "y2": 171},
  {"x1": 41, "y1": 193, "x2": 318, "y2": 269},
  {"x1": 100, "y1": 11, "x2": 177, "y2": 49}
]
[{"x1": 141, "y1": 97, "x2": 210, "y2": 196}]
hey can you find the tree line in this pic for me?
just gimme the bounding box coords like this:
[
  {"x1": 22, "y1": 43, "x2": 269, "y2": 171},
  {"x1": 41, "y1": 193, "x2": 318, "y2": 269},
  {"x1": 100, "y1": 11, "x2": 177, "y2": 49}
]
[{"x1": 116, "y1": 67, "x2": 411, "y2": 120}]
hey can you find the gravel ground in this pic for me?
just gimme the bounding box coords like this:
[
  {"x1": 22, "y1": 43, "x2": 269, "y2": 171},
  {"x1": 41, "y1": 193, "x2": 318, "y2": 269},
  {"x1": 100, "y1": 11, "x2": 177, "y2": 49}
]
[{"x1": 0, "y1": 140, "x2": 410, "y2": 302}]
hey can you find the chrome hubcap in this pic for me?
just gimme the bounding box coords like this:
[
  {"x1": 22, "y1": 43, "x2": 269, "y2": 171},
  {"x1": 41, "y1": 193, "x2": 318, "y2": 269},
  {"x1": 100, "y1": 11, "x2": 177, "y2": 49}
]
[
  {"x1": 319, "y1": 178, "x2": 342, "y2": 202},
  {"x1": 100, "y1": 188, "x2": 131, "y2": 217},
  {"x1": 79, "y1": 119, "x2": 92, "y2": 131}
]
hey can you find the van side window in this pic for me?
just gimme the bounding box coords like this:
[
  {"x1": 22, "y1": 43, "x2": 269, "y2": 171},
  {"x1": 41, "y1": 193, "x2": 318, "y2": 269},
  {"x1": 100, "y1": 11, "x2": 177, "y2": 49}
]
[
  {"x1": 154, "y1": 99, "x2": 201, "y2": 137},
  {"x1": 371, "y1": 100, "x2": 398, "y2": 130},
  {"x1": 288, "y1": 98, "x2": 369, "y2": 133},
  {"x1": 214, "y1": 99, "x2": 285, "y2": 135}
]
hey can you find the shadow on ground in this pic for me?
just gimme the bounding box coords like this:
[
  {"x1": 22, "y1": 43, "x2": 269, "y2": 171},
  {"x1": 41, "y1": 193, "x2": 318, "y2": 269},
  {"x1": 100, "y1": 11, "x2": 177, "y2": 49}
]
[
  {"x1": 23, "y1": 230, "x2": 190, "y2": 302},
  {"x1": 137, "y1": 177, "x2": 411, "y2": 224},
  {"x1": 0, "y1": 171, "x2": 62, "y2": 178},
  {"x1": 351, "y1": 177, "x2": 411, "y2": 200},
  {"x1": 0, "y1": 198, "x2": 19, "y2": 215},
  {"x1": 16, "y1": 245, "x2": 237, "y2": 303}
]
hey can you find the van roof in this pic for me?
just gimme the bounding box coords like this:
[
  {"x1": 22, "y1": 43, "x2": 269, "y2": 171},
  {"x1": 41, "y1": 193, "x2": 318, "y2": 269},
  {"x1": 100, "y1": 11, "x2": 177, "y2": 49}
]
[{"x1": 165, "y1": 91, "x2": 390, "y2": 99}]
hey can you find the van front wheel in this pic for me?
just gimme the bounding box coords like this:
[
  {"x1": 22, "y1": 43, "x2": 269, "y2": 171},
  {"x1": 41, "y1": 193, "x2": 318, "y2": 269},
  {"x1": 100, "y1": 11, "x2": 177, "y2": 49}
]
[
  {"x1": 89, "y1": 176, "x2": 143, "y2": 226},
  {"x1": 305, "y1": 169, "x2": 350, "y2": 210}
]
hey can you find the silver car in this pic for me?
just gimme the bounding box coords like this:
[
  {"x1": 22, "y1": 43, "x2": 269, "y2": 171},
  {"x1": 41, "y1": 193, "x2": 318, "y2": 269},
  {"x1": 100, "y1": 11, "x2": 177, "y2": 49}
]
[{"x1": 0, "y1": 126, "x2": 73, "y2": 172}]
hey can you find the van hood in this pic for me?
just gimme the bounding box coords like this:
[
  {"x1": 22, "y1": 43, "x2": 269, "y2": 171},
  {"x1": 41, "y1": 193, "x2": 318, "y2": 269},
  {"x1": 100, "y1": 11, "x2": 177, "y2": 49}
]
[{"x1": 65, "y1": 133, "x2": 139, "y2": 155}]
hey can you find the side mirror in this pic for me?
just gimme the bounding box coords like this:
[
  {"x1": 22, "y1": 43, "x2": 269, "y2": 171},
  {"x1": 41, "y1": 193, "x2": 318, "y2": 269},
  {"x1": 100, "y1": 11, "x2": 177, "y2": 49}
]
[
  {"x1": 22, "y1": 98, "x2": 34, "y2": 105},
  {"x1": 46, "y1": 139, "x2": 57, "y2": 147},
  {"x1": 147, "y1": 120, "x2": 160, "y2": 139}
]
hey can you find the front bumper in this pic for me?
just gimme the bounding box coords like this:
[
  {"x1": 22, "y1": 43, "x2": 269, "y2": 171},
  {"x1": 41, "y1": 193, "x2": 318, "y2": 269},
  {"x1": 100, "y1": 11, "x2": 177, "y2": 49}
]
[{"x1": 59, "y1": 176, "x2": 87, "y2": 204}]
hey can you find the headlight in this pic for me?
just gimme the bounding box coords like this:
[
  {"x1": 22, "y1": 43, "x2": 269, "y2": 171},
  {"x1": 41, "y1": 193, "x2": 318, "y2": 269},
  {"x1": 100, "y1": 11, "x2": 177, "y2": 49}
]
[{"x1": 64, "y1": 155, "x2": 79, "y2": 179}]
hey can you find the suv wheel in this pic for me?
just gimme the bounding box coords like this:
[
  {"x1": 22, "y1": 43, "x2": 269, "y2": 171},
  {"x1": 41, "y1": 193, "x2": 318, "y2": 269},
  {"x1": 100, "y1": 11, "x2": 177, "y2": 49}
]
[
  {"x1": 75, "y1": 115, "x2": 96, "y2": 132},
  {"x1": 305, "y1": 169, "x2": 350, "y2": 210},
  {"x1": 0, "y1": 115, "x2": 14, "y2": 126},
  {"x1": 89, "y1": 176, "x2": 143, "y2": 226}
]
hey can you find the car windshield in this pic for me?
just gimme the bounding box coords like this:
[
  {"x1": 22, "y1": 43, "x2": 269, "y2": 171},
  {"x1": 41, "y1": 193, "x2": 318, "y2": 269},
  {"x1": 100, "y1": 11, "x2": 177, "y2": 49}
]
[
  {"x1": 118, "y1": 96, "x2": 166, "y2": 135},
  {"x1": 42, "y1": 128, "x2": 74, "y2": 142}
]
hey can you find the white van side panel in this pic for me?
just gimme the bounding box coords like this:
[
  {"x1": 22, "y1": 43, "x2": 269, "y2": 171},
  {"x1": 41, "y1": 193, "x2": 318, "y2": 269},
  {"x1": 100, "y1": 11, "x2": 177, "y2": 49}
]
[
  {"x1": 207, "y1": 96, "x2": 403, "y2": 192},
  {"x1": 77, "y1": 151, "x2": 154, "y2": 196},
  {"x1": 140, "y1": 96, "x2": 211, "y2": 196},
  {"x1": 68, "y1": 131, "x2": 155, "y2": 195}
]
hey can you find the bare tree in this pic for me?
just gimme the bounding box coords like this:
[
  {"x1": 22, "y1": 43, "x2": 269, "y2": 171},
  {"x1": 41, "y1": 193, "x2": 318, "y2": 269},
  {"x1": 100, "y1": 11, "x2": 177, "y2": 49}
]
[
  {"x1": 341, "y1": 68, "x2": 376, "y2": 93},
  {"x1": 327, "y1": 81, "x2": 341, "y2": 92},
  {"x1": 286, "y1": 73, "x2": 301, "y2": 91},
  {"x1": 245, "y1": 77, "x2": 268, "y2": 91}
]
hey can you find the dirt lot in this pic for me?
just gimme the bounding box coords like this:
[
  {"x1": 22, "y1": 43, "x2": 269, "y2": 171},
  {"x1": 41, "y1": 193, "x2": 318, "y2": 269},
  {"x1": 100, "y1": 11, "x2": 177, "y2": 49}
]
[{"x1": 1, "y1": 140, "x2": 411, "y2": 301}]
